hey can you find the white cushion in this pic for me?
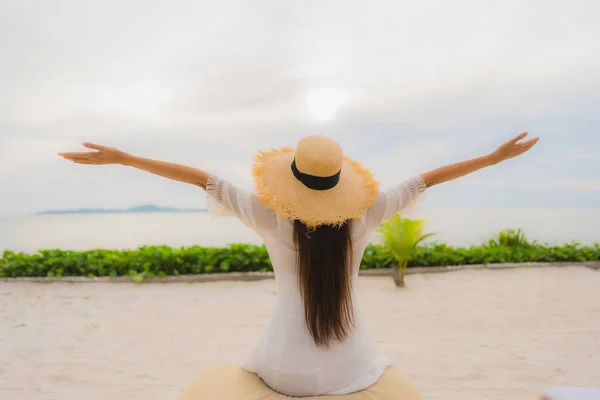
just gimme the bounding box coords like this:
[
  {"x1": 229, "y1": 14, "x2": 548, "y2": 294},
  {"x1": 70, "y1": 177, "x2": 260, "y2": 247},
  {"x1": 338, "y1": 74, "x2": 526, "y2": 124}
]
[{"x1": 542, "y1": 387, "x2": 600, "y2": 400}]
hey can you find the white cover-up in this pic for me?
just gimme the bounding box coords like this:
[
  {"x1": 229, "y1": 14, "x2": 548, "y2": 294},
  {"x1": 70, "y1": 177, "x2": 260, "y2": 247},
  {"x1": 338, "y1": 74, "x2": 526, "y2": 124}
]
[{"x1": 206, "y1": 175, "x2": 426, "y2": 397}]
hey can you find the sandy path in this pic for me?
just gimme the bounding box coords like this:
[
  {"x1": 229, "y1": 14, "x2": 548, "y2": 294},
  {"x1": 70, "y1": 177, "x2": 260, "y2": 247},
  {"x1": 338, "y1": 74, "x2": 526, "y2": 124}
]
[{"x1": 1, "y1": 267, "x2": 599, "y2": 400}]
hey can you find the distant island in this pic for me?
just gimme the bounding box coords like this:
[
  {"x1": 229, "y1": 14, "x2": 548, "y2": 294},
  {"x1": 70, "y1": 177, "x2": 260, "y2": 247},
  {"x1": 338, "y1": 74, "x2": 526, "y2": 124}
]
[{"x1": 39, "y1": 205, "x2": 207, "y2": 215}]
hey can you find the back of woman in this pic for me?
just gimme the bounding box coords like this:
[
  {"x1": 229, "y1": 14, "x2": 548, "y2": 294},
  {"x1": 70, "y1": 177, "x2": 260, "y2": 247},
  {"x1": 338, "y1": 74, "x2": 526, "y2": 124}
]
[
  {"x1": 205, "y1": 136, "x2": 428, "y2": 396},
  {"x1": 242, "y1": 219, "x2": 389, "y2": 396}
]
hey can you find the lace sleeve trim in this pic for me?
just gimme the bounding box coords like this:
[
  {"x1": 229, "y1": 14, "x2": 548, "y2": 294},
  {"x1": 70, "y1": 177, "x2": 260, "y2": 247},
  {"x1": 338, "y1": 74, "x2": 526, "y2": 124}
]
[
  {"x1": 206, "y1": 174, "x2": 234, "y2": 217},
  {"x1": 205, "y1": 174, "x2": 258, "y2": 230},
  {"x1": 405, "y1": 175, "x2": 427, "y2": 201},
  {"x1": 382, "y1": 175, "x2": 427, "y2": 221},
  {"x1": 398, "y1": 175, "x2": 426, "y2": 216}
]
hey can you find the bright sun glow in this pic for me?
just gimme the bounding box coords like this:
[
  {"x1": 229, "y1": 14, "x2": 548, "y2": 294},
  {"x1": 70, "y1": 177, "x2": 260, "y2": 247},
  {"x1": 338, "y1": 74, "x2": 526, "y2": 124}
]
[{"x1": 305, "y1": 88, "x2": 348, "y2": 122}]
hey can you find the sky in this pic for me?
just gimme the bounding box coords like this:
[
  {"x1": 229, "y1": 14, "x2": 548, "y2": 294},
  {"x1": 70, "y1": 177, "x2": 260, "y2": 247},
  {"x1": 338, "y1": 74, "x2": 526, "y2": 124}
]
[{"x1": 1, "y1": 0, "x2": 599, "y2": 215}]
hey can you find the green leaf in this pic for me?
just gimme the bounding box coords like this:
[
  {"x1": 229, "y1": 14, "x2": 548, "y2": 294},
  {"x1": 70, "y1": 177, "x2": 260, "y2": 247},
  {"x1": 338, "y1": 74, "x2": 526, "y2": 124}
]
[{"x1": 220, "y1": 260, "x2": 230, "y2": 272}]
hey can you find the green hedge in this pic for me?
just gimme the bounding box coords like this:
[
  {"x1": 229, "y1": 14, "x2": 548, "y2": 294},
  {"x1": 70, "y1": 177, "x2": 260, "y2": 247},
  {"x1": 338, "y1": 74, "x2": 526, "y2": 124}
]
[{"x1": 1, "y1": 242, "x2": 599, "y2": 280}]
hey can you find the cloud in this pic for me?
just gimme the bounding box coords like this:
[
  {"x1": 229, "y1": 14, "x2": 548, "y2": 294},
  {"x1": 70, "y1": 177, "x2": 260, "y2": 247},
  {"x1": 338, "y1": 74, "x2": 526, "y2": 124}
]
[
  {"x1": 0, "y1": 138, "x2": 74, "y2": 175},
  {"x1": 534, "y1": 153, "x2": 600, "y2": 165},
  {"x1": 472, "y1": 179, "x2": 600, "y2": 191},
  {"x1": 1, "y1": 0, "x2": 599, "y2": 213}
]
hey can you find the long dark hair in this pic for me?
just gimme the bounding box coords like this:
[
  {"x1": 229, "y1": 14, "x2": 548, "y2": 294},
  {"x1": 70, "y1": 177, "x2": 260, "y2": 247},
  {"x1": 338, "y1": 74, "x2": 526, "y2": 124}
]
[{"x1": 293, "y1": 219, "x2": 355, "y2": 348}]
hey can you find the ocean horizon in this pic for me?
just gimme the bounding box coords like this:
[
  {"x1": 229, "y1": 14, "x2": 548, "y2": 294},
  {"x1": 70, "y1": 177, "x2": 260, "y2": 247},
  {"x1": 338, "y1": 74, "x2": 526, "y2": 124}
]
[
  {"x1": 1, "y1": 208, "x2": 599, "y2": 254},
  {"x1": 36, "y1": 205, "x2": 208, "y2": 215}
]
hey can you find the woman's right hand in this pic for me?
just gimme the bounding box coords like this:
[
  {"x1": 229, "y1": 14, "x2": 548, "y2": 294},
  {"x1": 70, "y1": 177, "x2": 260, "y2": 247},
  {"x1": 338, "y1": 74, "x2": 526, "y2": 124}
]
[
  {"x1": 59, "y1": 143, "x2": 131, "y2": 165},
  {"x1": 420, "y1": 132, "x2": 540, "y2": 187},
  {"x1": 492, "y1": 132, "x2": 540, "y2": 163}
]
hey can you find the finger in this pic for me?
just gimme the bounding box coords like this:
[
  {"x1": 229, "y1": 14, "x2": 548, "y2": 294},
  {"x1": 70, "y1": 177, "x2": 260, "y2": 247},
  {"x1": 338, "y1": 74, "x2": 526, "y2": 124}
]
[
  {"x1": 519, "y1": 141, "x2": 539, "y2": 154},
  {"x1": 59, "y1": 152, "x2": 96, "y2": 157},
  {"x1": 83, "y1": 142, "x2": 111, "y2": 152},
  {"x1": 62, "y1": 155, "x2": 94, "y2": 163},
  {"x1": 516, "y1": 138, "x2": 537, "y2": 149},
  {"x1": 61, "y1": 154, "x2": 89, "y2": 160},
  {"x1": 72, "y1": 160, "x2": 93, "y2": 164},
  {"x1": 522, "y1": 138, "x2": 540, "y2": 150},
  {"x1": 510, "y1": 132, "x2": 528, "y2": 144},
  {"x1": 522, "y1": 137, "x2": 539, "y2": 146}
]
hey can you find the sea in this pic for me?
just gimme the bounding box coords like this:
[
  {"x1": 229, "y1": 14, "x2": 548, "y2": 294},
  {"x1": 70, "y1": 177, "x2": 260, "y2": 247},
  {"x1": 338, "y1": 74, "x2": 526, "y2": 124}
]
[{"x1": 1, "y1": 209, "x2": 599, "y2": 254}]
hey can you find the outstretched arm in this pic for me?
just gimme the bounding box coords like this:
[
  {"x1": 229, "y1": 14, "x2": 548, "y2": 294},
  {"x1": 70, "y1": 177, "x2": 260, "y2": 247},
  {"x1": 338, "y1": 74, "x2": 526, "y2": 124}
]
[
  {"x1": 421, "y1": 132, "x2": 539, "y2": 187},
  {"x1": 59, "y1": 143, "x2": 210, "y2": 189}
]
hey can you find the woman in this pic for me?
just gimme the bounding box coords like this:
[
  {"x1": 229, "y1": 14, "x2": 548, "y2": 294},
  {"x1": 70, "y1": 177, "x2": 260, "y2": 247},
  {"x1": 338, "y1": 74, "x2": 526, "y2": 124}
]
[{"x1": 59, "y1": 132, "x2": 539, "y2": 397}]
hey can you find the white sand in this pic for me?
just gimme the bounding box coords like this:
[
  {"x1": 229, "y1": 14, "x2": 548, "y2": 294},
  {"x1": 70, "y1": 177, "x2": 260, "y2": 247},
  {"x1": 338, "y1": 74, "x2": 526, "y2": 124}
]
[{"x1": 1, "y1": 267, "x2": 599, "y2": 400}]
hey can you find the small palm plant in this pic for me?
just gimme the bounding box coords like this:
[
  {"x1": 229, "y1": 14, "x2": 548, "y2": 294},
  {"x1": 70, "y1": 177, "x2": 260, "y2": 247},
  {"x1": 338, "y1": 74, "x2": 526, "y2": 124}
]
[{"x1": 377, "y1": 214, "x2": 434, "y2": 287}]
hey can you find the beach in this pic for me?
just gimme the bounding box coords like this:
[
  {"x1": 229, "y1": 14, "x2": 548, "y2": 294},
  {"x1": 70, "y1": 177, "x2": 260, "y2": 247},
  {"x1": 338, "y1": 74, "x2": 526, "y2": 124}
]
[{"x1": 1, "y1": 266, "x2": 599, "y2": 400}]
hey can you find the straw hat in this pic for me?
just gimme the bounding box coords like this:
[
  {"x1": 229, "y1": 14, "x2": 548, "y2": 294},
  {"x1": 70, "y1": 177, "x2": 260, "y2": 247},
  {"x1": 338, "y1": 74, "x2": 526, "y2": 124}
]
[{"x1": 252, "y1": 135, "x2": 380, "y2": 228}]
